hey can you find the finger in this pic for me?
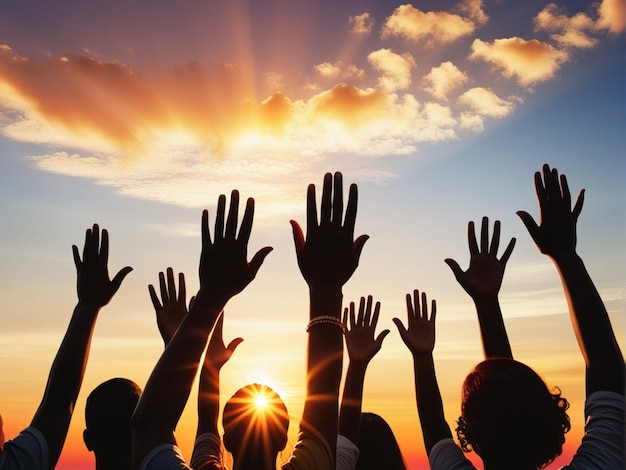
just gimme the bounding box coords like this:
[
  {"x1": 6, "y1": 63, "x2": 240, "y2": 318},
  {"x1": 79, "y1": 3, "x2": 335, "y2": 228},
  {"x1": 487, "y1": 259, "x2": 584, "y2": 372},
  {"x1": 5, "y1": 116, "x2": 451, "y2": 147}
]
[
  {"x1": 89, "y1": 224, "x2": 100, "y2": 263},
  {"x1": 82, "y1": 227, "x2": 91, "y2": 264},
  {"x1": 350, "y1": 301, "x2": 356, "y2": 329},
  {"x1": 421, "y1": 291, "x2": 428, "y2": 320},
  {"x1": 215, "y1": 194, "x2": 226, "y2": 241},
  {"x1": 167, "y1": 267, "x2": 176, "y2": 302},
  {"x1": 489, "y1": 219, "x2": 501, "y2": 256},
  {"x1": 100, "y1": 228, "x2": 110, "y2": 266},
  {"x1": 392, "y1": 317, "x2": 406, "y2": 334},
  {"x1": 534, "y1": 170, "x2": 548, "y2": 214},
  {"x1": 572, "y1": 189, "x2": 585, "y2": 221},
  {"x1": 516, "y1": 211, "x2": 540, "y2": 241},
  {"x1": 148, "y1": 284, "x2": 162, "y2": 310},
  {"x1": 546, "y1": 166, "x2": 561, "y2": 202},
  {"x1": 353, "y1": 234, "x2": 369, "y2": 262},
  {"x1": 159, "y1": 271, "x2": 168, "y2": 302},
  {"x1": 332, "y1": 171, "x2": 343, "y2": 226},
  {"x1": 364, "y1": 295, "x2": 373, "y2": 326},
  {"x1": 344, "y1": 183, "x2": 358, "y2": 239},
  {"x1": 480, "y1": 217, "x2": 489, "y2": 254},
  {"x1": 342, "y1": 307, "x2": 349, "y2": 328},
  {"x1": 225, "y1": 190, "x2": 239, "y2": 240},
  {"x1": 290, "y1": 220, "x2": 305, "y2": 258},
  {"x1": 468, "y1": 221, "x2": 478, "y2": 255},
  {"x1": 444, "y1": 258, "x2": 463, "y2": 280},
  {"x1": 560, "y1": 174, "x2": 572, "y2": 210},
  {"x1": 357, "y1": 296, "x2": 366, "y2": 326},
  {"x1": 500, "y1": 237, "x2": 516, "y2": 265},
  {"x1": 227, "y1": 337, "x2": 244, "y2": 352},
  {"x1": 189, "y1": 296, "x2": 196, "y2": 310},
  {"x1": 72, "y1": 245, "x2": 82, "y2": 270},
  {"x1": 238, "y1": 197, "x2": 254, "y2": 244},
  {"x1": 248, "y1": 246, "x2": 274, "y2": 278},
  {"x1": 374, "y1": 329, "x2": 390, "y2": 347},
  {"x1": 431, "y1": 299, "x2": 437, "y2": 322},
  {"x1": 110, "y1": 266, "x2": 133, "y2": 294},
  {"x1": 405, "y1": 293, "x2": 414, "y2": 320},
  {"x1": 178, "y1": 272, "x2": 186, "y2": 304},
  {"x1": 371, "y1": 301, "x2": 381, "y2": 328},
  {"x1": 320, "y1": 172, "x2": 332, "y2": 225},
  {"x1": 306, "y1": 183, "x2": 317, "y2": 235},
  {"x1": 202, "y1": 210, "x2": 211, "y2": 247}
]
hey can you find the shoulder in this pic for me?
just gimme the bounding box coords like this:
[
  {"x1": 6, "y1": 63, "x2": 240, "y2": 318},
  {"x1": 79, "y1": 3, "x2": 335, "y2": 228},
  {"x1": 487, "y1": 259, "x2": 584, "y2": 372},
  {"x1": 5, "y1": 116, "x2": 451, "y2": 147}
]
[
  {"x1": 282, "y1": 431, "x2": 334, "y2": 470},
  {"x1": 138, "y1": 443, "x2": 191, "y2": 470},
  {"x1": 429, "y1": 438, "x2": 476, "y2": 470},
  {"x1": 0, "y1": 427, "x2": 48, "y2": 470}
]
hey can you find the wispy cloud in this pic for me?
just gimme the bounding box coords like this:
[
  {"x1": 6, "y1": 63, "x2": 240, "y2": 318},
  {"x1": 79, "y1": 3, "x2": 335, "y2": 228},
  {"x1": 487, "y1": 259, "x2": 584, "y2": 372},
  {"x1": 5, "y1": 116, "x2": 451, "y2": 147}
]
[{"x1": 350, "y1": 12, "x2": 374, "y2": 35}]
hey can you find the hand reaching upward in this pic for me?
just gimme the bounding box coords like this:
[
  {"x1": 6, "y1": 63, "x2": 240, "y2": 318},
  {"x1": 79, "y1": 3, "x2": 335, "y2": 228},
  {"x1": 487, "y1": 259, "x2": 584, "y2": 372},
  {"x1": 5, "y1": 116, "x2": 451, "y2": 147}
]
[{"x1": 393, "y1": 290, "x2": 437, "y2": 356}]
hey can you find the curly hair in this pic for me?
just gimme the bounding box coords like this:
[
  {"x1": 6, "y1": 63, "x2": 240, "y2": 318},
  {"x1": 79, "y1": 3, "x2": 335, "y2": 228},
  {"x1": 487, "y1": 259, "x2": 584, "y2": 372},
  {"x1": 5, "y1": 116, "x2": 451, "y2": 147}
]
[{"x1": 455, "y1": 358, "x2": 570, "y2": 469}]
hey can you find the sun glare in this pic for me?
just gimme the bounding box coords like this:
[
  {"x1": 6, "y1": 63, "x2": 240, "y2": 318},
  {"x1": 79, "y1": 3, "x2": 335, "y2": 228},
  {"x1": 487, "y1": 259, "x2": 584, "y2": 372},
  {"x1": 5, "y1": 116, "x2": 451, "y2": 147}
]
[{"x1": 254, "y1": 393, "x2": 269, "y2": 410}]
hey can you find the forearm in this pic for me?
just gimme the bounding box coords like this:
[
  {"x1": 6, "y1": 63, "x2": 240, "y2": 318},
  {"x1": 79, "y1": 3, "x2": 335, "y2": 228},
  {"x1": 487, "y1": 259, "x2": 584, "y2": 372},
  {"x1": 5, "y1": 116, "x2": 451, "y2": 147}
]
[
  {"x1": 551, "y1": 253, "x2": 624, "y2": 395},
  {"x1": 197, "y1": 363, "x2": 221, "y2": 437},
  {"x1": 472, "y1": 296, "x2": 513, "y2": 359},
  {"x1": 338, "y1": 362, "x2": 367, "y2": 444},
  {"x1": 412, "y1": 353, "x2": 452, "y2": 454},
  {"x1": 132, "y1": 294, "x2": 223, "y2": 467},
  {"x1": 31, "y1": 303, "x2": 99, "y2": 469},
  {"x1": 303, "y1": 286, "x2": 344, "y2": 459}
]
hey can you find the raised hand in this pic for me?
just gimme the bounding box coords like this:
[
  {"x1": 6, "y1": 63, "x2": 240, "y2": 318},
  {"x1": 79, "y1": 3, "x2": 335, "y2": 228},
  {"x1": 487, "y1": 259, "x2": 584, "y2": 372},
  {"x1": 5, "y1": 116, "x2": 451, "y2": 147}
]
[
  {"x1": 516, "y1": 163, "x2": 584, "y2": 259},
  {"x1": 72, "y1": 224, "x2": 133, "y2": 309},
  {"x1": 445, "y1": 217, "x2": 516, "y2": 300},
  {"x1": 198, "y1": 190, "x2": 273, "y2": 307},
  {"x1": 149, "y1": 268, "x2": 192, "y2": 347},
  {"x1": 393, "y1": 290, "x2": 437, "y2": 356},
  {"x1": 343, "y1": 296, "x2": 389, "y2": 366},
  {"x1": 204, "y1": 312, "x2": 243, "y2": 372},
  {"x1": 290, "y1": 172, "x2": 369, "y2": 290}
]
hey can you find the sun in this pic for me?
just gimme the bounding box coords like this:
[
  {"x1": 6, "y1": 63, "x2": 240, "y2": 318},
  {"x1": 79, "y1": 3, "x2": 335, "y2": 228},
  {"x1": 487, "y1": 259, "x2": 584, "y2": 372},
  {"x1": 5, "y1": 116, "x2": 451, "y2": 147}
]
[{"x1": 254, "y1": 393, "x2": 269, "y2": 410}]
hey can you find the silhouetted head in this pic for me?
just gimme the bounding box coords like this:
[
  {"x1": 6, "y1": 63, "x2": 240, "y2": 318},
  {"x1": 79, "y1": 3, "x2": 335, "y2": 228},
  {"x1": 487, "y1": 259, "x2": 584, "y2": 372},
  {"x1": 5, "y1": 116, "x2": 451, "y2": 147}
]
[
  {"x1": 456, "y1": 358, "x2": 570, "y2": 469},
  {"x1": 222, "y1": 383, "x2": 289, "y2": 464},
  {"x1": 83, "y1": 378, "x2": 142, "y2": 466},
  {"x1": 356, "y1": 412, "x2": 406, "y2": 470}
]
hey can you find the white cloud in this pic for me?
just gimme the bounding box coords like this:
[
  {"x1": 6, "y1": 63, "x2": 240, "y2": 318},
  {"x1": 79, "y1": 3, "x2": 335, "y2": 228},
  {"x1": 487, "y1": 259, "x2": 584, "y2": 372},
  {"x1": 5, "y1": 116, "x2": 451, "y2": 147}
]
[
  {"x1": 367, "y1": 49, "x2": 416, "y2": 92},
  {"x1": 534, "y1": 4, "x2": 598, "y2": 49},
  {"x1": 423, "y1": 61, "x2": 469, "y2": 101},
  {"x1": 596, "y1": 0, "x2": 625, "y2": 34},
  {"x1": 458, "y1": 87, "x2": 515, "y2": 118},
  {"x1": 350, "y1": 12, "x2": 374, "y2": 35}
]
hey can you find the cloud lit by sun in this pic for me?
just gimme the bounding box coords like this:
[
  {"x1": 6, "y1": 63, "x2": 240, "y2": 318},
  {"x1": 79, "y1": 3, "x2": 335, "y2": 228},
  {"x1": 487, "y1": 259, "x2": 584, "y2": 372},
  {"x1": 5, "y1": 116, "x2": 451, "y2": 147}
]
[{"x1": 0, "y1": 0, "x2": 622, "y2": 214}]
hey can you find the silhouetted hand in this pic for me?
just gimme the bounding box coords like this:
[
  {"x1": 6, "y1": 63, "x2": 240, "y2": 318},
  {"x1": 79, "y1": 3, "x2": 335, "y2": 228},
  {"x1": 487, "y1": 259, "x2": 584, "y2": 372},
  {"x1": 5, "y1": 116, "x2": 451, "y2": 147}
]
[
  {"x1": 343, "y1": 296, "x2": 390, "y2": 366},
  {"x1": 149, "y1": 268, "x2": 194, "y2": 346},
  {"x1": 393, "y1": 290, "x2": 437, "y2": 356},
  {"x1": 204, "y1": 312, "x2": 243, "y2": 372},
  {"x1": 517, "y1": 163, "x2": 584, "y2": 259},
  {"x1": 290, "y1": 172, "x2": 369, "y2": 290},
  {"x1": 72, "y1": 224, "x2": 133, "y2": 309},
  {"x1": 445, "y1": 217, "x2": 515, "y2": 300},
  {"x1": 198, "y1": 190, "x2": 273, "y2": 307}
]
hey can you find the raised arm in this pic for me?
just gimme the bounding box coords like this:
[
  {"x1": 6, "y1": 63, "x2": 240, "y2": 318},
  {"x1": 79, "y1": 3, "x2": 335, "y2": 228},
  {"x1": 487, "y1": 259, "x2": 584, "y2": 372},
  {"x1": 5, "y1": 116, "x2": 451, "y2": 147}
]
[
  {"x1": 197, "y1": 311, "x2": 243, "y2": 437},
  {"x1": 131, "y1": 191, "x2": 272, "y2": 469},
  {"x1": 339, "y1": 296, "x2": 389, "y2": 445},
  {"x1": 289, "y1": 172, "x2": 369, "y2": 465},
  {"x1": 31, "y1": 224, "x2": 132, "y2": 470},
  {"x1": 393, "y1": 290, "x2": 451, "y2": 454},
  {"x1": 517, "y1": 164, "x2": 624, "y2": 396},
  {"x1": 445, "y1": 217, "x2": 516, "y2": 359}
]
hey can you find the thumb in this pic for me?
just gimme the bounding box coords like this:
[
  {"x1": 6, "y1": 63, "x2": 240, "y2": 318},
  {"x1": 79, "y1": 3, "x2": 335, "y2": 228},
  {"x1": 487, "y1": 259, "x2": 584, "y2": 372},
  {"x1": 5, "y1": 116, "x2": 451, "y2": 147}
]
[
  {"x1": 375, "y1": 329, "x2": 390, "y2": 346},
  {"x1": 353, "y1": 234, "x2": 370, "y2": 260},
  {"x1": 111, "y1": 266, "x2": 133, "y2": 293},
  {"x1": 249, "y1": 246, "x2": 273, "y2": 277},
  {"x1": 516, "y1": 210, "x2": 539, "y2": 240},
  {"x1": 392, "y1": 317, "x2": 406, "y2": 335},
  {"x1": 443, "y1": 258, "x2": 462, "y2": 279},
  {"x1": 227, "y1": 337, "x2": 244, "y2": 353},
  {"x1": 289, "y1": 220, "x2": 305, "y2": 257}
]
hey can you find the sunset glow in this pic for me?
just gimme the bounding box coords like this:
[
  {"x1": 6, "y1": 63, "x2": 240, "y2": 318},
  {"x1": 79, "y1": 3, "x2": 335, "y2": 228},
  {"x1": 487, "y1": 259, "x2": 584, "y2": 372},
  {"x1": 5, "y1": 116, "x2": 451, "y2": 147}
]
[{"x1": 0, "y1": 1, "x2": 623, "y2": 469}]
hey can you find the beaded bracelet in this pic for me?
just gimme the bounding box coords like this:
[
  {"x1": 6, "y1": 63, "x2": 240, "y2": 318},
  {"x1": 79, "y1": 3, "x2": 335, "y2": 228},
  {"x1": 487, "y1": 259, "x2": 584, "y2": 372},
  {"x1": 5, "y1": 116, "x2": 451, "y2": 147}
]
[{"x1": 306, "y1": 315, "x2": 345, "y2": 333}]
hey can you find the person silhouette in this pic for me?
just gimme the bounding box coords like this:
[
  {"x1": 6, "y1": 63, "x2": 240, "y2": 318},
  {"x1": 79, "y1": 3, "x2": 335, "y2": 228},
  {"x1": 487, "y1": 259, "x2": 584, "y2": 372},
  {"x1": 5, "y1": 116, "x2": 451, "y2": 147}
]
[{"x1": 0, "y1": 224, "x2": 132, "y2": 470}]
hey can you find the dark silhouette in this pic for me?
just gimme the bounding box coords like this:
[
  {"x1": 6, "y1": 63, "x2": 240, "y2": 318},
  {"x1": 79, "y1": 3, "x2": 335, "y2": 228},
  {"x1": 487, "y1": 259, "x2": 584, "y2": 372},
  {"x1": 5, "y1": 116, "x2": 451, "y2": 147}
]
[
  {"x1": 337, "y1": 296, "x2": 390, "y2": 469},
  {"x1": 0, "y1": 224, "x2": 132, "y2": 470},
  {"x1": 355, "y1": 412, "x2": 406, "y2": 470},
  {"x1": 131, "y1": 190, "x2": 272, "y2": 469},
  {"x1": 83, "y1": 378, "x2": 142, "y2": 470}
]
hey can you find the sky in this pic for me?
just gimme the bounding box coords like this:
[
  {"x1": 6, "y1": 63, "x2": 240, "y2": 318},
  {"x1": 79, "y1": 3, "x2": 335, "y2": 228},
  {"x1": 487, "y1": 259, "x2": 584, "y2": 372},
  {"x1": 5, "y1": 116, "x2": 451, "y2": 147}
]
[{"x1": 0, "y1": 0, "x2": 624, "y2": 468}]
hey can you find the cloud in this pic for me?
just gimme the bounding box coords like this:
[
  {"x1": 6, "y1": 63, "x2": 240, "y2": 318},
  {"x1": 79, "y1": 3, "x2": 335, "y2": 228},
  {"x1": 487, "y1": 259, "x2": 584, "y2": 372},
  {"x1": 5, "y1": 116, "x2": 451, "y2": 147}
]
[
  {"x1": 457, "y1": 87, "x2": 515, "y2": 118},
  {"x1": 469, "y1": 37, "x2": 570, "y2": 87},
  {"x1": 534, "y1": 4, "x2": 598, "y2": 49},
  {"x1": 423, "y1": 61, "x2": 469, "y2": 101},
  {"x1": 381, "y1": 2, "x2": 484, "y2": 45},
  {"x1": 350, "y1": 12, "x2": 374, "y2": 35},
  {"x1": 314, "y1": 61, "x2": 365, "y2": 81},
  {"x1": 367, "y1": 49, "x2": 416, "y2": 92},
  {"x1": 596, "y1": 0, "x2": 625, "y2": 34}
]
